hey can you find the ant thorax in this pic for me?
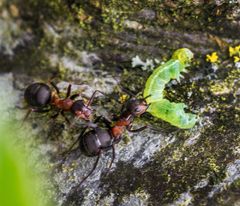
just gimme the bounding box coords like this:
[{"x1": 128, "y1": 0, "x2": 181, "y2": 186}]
[
  {"x1": 111, "y1": 125, "x2": 125, "y2": 139},
  {"x1": 51, "y1": 92, "x2": 73, "y2": 111}
]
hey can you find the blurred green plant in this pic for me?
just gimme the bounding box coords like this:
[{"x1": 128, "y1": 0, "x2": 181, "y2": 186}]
[{"x1": 0, "y1": 119, "x2": 51, "y2": 206}]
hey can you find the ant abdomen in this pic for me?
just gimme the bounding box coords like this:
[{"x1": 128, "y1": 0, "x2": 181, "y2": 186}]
[
  {"x1": 80, "y1": 128, "x2": 112, "y2": 157},
  {"x1": 24, "y1": 83, "x2": 52, "y2": 107}
]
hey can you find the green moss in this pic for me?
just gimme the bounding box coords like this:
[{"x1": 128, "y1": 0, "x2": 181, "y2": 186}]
[{"x1": 22, "y1": 0, "x2": 69, "y2": 20}]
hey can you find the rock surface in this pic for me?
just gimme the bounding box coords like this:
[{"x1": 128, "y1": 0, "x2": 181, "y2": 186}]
[{"x1": 0, "y1": 0, "x2": 240, "y2": 206}]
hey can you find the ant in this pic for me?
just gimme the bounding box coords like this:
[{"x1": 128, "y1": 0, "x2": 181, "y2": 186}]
[
  {"x1": 62, "y1": 95, "x2": 150, "y2": 187},
  {"x1": 23, "y1": 81, "x2": 103, "y2": 124}
]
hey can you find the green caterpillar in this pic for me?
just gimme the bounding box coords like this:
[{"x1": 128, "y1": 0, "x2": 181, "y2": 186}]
[{"x1": 143, "y1": 48, "x2": 197, "y2": 129}]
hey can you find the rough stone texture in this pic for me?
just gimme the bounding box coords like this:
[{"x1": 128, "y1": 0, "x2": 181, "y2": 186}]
[{"x1": 0, "y1": 0, "x2": 240, "y2": 206}]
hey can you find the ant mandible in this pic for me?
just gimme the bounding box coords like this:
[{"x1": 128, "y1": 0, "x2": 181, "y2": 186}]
[
  {"x1": 64, "y1": 95, "x2": 150, "y2": 187},
  {"x1": 24, "y1": 81, "x2": 103, "y2": 124}
]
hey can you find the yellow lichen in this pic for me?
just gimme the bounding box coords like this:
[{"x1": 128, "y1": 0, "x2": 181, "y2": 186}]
[
  {"x1": 90, "y1": 0, "x2": 101, "y2": 8},
  {"x1": 9, "y1": 4, "x2": 19, "y2": 17},
  {"x1": 208, "y1": 158, "x2": 220, "y2": 173},
  {"x1": 209, "y1": 81, "x2": 231, "y2": 95},
  {"x1": 234, "y1": 56, "x2": 240, "y2": 63},
  {"x1": 229, "y1": 45, "x2": 240, "y2": 63},
  {"x1": 229, "y1": 45, "x2": 240, "y2": 57},
  {"x1": 206, "y1": 52, "x2": 219, "y2": 63},
  {"x1": 229, "y1": 47, "x2": 235, "y2": 57},
  {"x1": 119, "y1": 94, "x2": 128, "y2": 103},
  {"x1": 77, "y1": 8, "x2": 93, "y2": 25}
]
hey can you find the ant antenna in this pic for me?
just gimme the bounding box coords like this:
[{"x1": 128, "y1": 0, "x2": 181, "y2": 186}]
[
  {"x1": 113, "y1": 76, "x2": 136, "y2": 97},
  {"x1": 143, "y1": 94, "x2": 151, "y2": 100}
]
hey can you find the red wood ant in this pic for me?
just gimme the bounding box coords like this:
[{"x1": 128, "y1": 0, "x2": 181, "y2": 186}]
[
  {"x1": 23, "y1": 82, "x2": 103, "y2": 123},
  {"x1": 63, "y1": 96, "x2": 150, "y2": 187}
]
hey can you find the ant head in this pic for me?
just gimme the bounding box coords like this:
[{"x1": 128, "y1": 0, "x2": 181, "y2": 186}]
[
  {"x1": 71, "y1": 100, "x2": 93, "y2": 121},
  {"x1": 24, "y1": 83, "x2": 51, "y2": 107},
  {"x1": 125, "y1": 97, "x2": 149, "y2": 116}
]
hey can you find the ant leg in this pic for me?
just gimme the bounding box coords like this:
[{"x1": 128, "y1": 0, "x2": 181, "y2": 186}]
[
  {"x1": 63, "y1": 137, "x2": 80, "y2": 155},
  {"x1": 36, "y1": 108, "x2": 51, "y2": 113},
  {"x1": 113, "y1": 77, "x2": 136, "y2": 97},
  {"x1": 108, "y1": 144, "x2": 115, "y2": 170},
  {"x1": 62, "y1": 115, "x2": 102, "y2": 157},
  {"x1": 64, "y1": 115, "x2": 103, "y2": 155},
  {"x1": 23, "y1": 108, "x2": 51, "y2": 121},
  {"x1": 94, "y1": 115, "x2": 102, "y2": 122},
  {"x1": 102, "y1": 118, "x2": 112, "y2": 130},
  {"x1": 50, "y1": 112, "x2": 59, "y2": 119},
  {"x1": 65, "y1": 84, "x2": 72, "y2": 99},
  {"x1": 120, "y1": 86, "x2": 136, "y2": 97},
  {"x1": 144, "y1": 94, "x2": 152, "y2": 100},
  {"x1": 54, "y1": 125, "x2": 88, "y2": 171},
  {"x1": 60, "y1": 111, "x2": 70, "y2": 125},
  {"x1": 46, "y1": 112, "x2": 60, "y2": 125},
  {"x1": 50, "y1": 81, "x2": 60, "y2": 95},
  {"x1": 22, "y1": 109, "x2": 33, "y2": 122},
  {"x1": 78, "y1": 151, "x2": 102, "y2": 186},
  {"x1": 61, "y1": 125, "x2": 88, "y2": 156},
  {"x1": 70, "y1": 94, "x2": 80, "y2": 100},
  {"x1": 94, "y1": 115, "x2": 112, "y2": 129},
  {"x1": 21, "y1": 108, "x2": 51, "y2": 128},
  {"x1": 92, "y1": 115, "x2": 105, "y2": 124},
  {"x1": 127, "y1": 125, "x2": 147, "y2": 133},
  {"x1": 16, "y1": 105, "x2": 28, "y2": 110},
  {"x1": 46, "y1": 111, "x2": 60, "y2": 126},
  {"x1": 87, "y1": 90, "x2": 105, "y2": 107}
]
